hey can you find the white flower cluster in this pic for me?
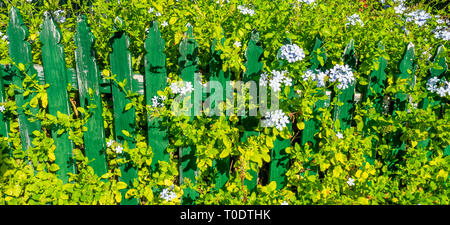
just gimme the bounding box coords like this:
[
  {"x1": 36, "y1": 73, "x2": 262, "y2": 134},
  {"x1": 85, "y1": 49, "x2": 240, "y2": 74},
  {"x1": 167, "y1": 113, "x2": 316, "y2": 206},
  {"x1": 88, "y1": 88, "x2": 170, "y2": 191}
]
[
  {"x1": 432, "y1": 26, "x2": 450, "y2": 41},
  {"x1": 298, "y1": 0, "x2": 315, "y2": 5},
  {"x1": 347, "y1": 177, "x2": 355, "y2": 186},
  {"x1": 302, "y1": 69, "x2": 327, "y2": 87},
  {"x1": 435, "y1": 15, "x2": 449, "y2": 25},
  {"x1": 259, "y1": 72, "x2": 268, "y2": 86},
  {"x1": 0, "y1": 103, "x2": 5, "y2": 113},
  {"x1": 106, "y1": 139, "x2": 123, "y2": 154},
  {"x1": 346, "y1": 14, "x2": 364, "y2": 27},
  {"x1": 262, "y1": 109, "x2": 290, "y2": 130},
  {"x1": 279, "y1": 43, "x2": 305, "y2": 63},
  {"x1": 237, "y1": 5, "x2": 255, "y2": 16},
  {"x1": 268, "y1": 70, "x2": 292, "y2": 92},
  {"x1": 426, "y1": 77, "x2": 450, "y2": 97},
  {"x1": 216, "y1": 0, "x2": 230, "y2": 4},
  {"x1": 169, "y1": 81, "x2": 194, "y2": 95},
  {"x1": 160, "y1": 185, "x2": 177, "y2": 202},
  {"x1": 405, "y1": 10, "x2": 432, "y2": 27},
  {"x1": 53, "y1": 10, "x2": 66, "y2": 23},
  {"x1": 151, "y1": 95, "x2": 167, "y2": 108},
  {"x1": 0, "y1": 31, "x2": 8, "y2": 42},
  {"x1": 394, "y1": 4, "x2": 407, "y2": 14},
  {"x1": 328, "y1": 64, "x2": 355, "y2": 90}
]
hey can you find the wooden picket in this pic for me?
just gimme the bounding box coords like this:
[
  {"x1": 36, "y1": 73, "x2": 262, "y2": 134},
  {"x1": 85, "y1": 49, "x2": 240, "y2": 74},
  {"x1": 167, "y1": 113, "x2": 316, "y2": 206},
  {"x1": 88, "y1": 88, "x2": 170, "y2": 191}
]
[
  {"x1": 0, "y1": 65, "x2": 7, "y2": 138},
  {"x1": 74, "y1": 14, "x2": 107, "y2": 176},
  {"x1": 241, "y1": 30, "x2": 263, "y2": 193},
  {"x1": 109, "y1": 27, "x2": 139, "y2": 205},
  {"x1": 333, "y1": 39, "x2": 357, "y2": 131},
  {"x1": 40, "y1": 12, "x2": 75, "y2": 183},
  {"x1": 363, "y1": 41, "x2": 388, "y2": 164},
  {"x1": 178, "y1": 24, "x2": 199, "y2": 205},
  {"x1": 7, "y1": 7, "x2": 42, "y2": 152},
  {"x1": 209, "y1": 37, "x2": 231, "y2": 190},
  {"x1": 0, "y1": 7, "x2": 448, "y2": 205},
  {"x1": 144, "y1": 21, "x2": 169, "y2": 171}
]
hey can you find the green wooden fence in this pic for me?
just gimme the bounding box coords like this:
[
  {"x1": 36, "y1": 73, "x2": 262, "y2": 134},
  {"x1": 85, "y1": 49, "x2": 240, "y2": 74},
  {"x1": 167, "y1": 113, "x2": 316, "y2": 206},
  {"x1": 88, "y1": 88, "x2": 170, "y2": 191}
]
[{"x1": 0, "y1": 7, "x2": 448, "y2": 205}]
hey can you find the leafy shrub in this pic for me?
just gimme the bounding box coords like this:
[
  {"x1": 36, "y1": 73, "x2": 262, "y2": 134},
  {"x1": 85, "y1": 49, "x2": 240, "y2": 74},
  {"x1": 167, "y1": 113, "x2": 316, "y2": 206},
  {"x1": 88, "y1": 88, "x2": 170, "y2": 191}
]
[{"x1": 0, "y1": 0, "x2": 448, "y2": 205}]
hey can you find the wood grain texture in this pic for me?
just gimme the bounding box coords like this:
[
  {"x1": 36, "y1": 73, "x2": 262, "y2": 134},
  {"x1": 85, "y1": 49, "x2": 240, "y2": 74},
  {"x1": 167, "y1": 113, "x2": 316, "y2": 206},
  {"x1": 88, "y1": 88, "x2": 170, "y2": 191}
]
[
  {"x1": 74, "y1": 15, "x2": 107, "y2": 176},
  {"x1": 110, "y1": 29, "x2": 138, "y2": 205},
  {"x1": 7, "y1": 7, "x2": 41, "y2": 151},
  {"x1": 40, "y1": 11, "x2": 74, "y2": 183}
]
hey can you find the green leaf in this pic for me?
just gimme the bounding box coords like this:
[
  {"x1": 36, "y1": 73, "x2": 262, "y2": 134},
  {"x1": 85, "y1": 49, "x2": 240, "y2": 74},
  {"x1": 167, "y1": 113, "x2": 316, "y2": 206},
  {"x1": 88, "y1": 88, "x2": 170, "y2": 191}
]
[
  {"x1": 117, "y1": 182, "x2": 128, "y2": 190},
  {"x1": 122, "y1": 130, "x2": 131, "y2": 137},
  {"x1": 266, "y1": 136, "x2": 274, "y2": 148},
  {"x1": 49, "y1": 164, "x2": 60, "y2": 172},
  {"x1": 124, "y1": 103, "x2": 133, "y2": 111}
]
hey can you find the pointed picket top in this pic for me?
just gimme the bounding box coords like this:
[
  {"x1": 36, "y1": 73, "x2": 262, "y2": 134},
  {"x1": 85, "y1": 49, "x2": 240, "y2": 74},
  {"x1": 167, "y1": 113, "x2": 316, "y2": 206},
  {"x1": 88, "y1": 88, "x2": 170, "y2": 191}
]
[
  {"x1": 145, "y1": 21, "x2": 166, "y2": 73},
  {"x1": 309, "y1": 36, "x2": 327, "y2": 71},
  {"x1": 74, "y1": 14, "x2": 98, "y2": 95},
  {"x1": 243, "y1": 30, "x2": 263, "y2": 82},
  {"x1": 178, "y1": 23, "x2": 198, "y2": 75},
  {"x1": 74, "y1": 14, "x2": 107, "y2": 177},
  {"x1": 7, "y1": 6, "x2": 41, "y2": 151},
  {"x1": 430, "y1": 44, "x2": 447, "y2": 78},
  {"x1": 41, "y1": 12, "x2": 64, "y2": 50},
  {"x1": 393, "y1": 42, "x2": 416, "y2": 113},
  {"x1": 342, "y1": 39, "x2": 357, "y2": 69},
  {"x1": 8, "y1": 7, "x2": 32, "y2": 67},
  {"x1": 366, "y1": 41, "x2": 388, "y2": 105},
  {"x1": 333, "y1": 39, "x2": 357, "y2": 131},
  {"x1": 398, "y1": 42, "x2": 416, "y2": 81},
  {"x1": 144, "y1": 21, "x2": 169, "y2": 171},
  {"x1": 40, "y1": 11, "x2": 74, "y2": 183}
]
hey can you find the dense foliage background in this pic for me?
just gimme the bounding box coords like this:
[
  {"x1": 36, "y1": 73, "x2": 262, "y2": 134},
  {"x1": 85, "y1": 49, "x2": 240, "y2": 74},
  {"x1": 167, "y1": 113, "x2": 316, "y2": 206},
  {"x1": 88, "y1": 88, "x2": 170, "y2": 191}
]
[{"x1": 0, "y1": 0, "x2": 448, "y2": 205}]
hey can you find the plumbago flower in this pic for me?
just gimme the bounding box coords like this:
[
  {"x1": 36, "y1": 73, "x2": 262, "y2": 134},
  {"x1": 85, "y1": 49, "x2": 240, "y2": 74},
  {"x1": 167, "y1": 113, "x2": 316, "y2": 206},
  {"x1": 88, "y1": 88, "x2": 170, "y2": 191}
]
[
  {"x1": 302, "y1": 69, "x2": 327, "y2": 87},
  {"x1": 405, "y1": 10, "x2": 432, "y2": 27},
  {"x1": 169, "y1": 81, "x2": 194, "y2": 95},
  {"x1": 268, "y1": 70, "x2": 292, "y2": 92},
  {"x1": 53, "y1": 10, "x2": 66, "y2": 23},
  {"x1": 106, "y1": 139, "x2": 124, "y2": 154},
  {"x1": 262, "y1": 109, "x2": 290, "y2": 130},
  {"x1": 346, "y1": 14, "x2": 364, "y2": 27},
  {"x1": 160, "y1": 185, "x2": 177, "y2": 202},
  {"x1": 432, "y1": 26, "x2": 450, "y2": 41},
  {"x1": 259, "y1": 72, "x2": 268, "y2": 87},
  {"x1": 279, "y1": 43, "x2": 305, "y2": 63},
  {"x1": 237, "y1": 5, "x2": 255, "y2": 16},
  {"x1": 427, "y1": 77, "x2": 450, "y2": 97},
  {"x1": 151, "y1": 95, "x2": 167, "y2": 108},
  {"x1": 347, "y1": 177, "x2": 355, "y2": 186},
  {"x1": 328, "y1": 64, "x2": 355, "y2": 90}
]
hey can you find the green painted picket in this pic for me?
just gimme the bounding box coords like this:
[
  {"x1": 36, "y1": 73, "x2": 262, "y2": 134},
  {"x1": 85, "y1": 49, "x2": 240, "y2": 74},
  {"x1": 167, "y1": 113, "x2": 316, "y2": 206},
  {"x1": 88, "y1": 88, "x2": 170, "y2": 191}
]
[
  {"x1": 1, "y1": 8, "x2": 447, "y2": 205},
  {"x1": 7, "y1": 7, "x2": 42, "y2": 152},
  {"x1": 241, "y1": 30, "x2": 264, "y2": 193},
  {"x1": 333, "y1": 39, "x2": 357, "y2": 131},
  {"x1": 144, "y1": 21, "x2": 169, "y2": 171},
  {"x1": 74, "y1": 15, "x2": 108, "y2": 176},
  {"x1": 40, "y1": 12, "x2": 75, "y2": 183},
  {"x1": 178, "y1": 24, "x2": 199, "y2": 205},
  {"x1": 110, "y1": 28, "x2": 139, "y2": 205},
  {"x1": 0, "y1": 65, "x2": 7, "y2": 138},
  {"x1": 209, "y1": 37, "x2": 231, "y2": 190}
]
